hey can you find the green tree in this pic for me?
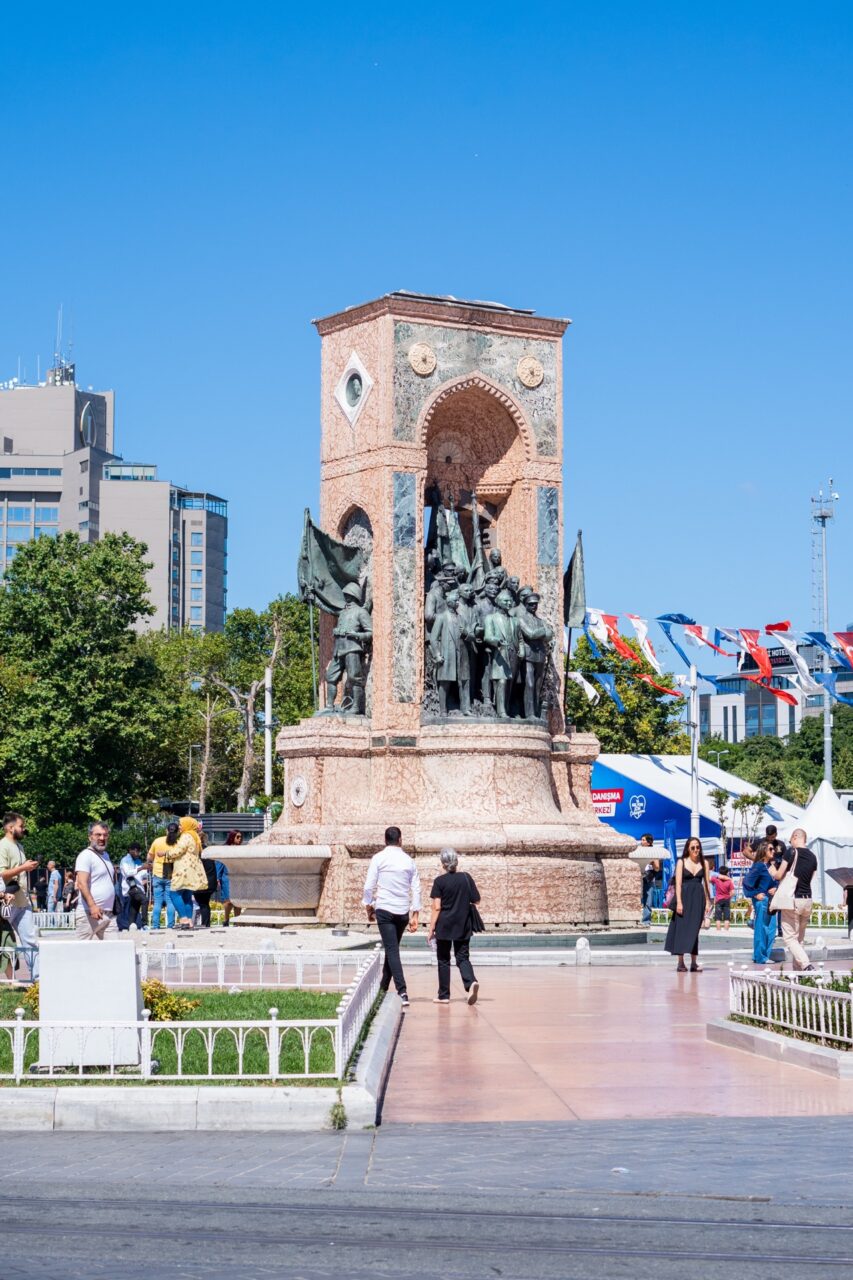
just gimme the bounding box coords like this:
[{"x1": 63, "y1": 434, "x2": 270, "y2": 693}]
[
  {"x1": 565, "y1": 635, "x2": 689, "y2": 753},
  {"x1": 0, "y1": 532, "x2": 163, "y2": 825}
]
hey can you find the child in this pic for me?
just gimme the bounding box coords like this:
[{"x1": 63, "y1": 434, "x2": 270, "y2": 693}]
[{"x1": 713, "y1": 864, "x2": 735, "y2": 931}]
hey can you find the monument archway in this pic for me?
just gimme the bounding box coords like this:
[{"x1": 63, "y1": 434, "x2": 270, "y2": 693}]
[{"x1": 420, "y1": 377, "x2": 536, "y2": 589}]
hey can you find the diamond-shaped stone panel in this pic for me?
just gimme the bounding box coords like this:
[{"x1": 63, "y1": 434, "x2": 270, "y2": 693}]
[{"x1": 334, "y1": 350, "x2": 373, "y2": 427}]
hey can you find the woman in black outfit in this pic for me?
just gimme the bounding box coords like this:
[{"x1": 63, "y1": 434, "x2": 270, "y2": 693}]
[
  {"x1": 427, "y1": 847, "x2": 481, "y2": 1006},
  {"x1": 665, "y1": 837, "x2": 712, "y2": 972}
]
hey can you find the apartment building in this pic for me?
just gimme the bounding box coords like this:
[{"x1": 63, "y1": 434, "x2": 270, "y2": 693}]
[{"x1": 0, "y1": 362, "x2": 227, "y2": 631}]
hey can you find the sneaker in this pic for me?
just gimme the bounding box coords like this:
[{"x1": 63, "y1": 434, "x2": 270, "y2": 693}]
[
  {"x1": 467, "y1": 981, "x2": 480, "y2": 1006},
  {"x1": 400, "y1": 993, "x2": 410, "y2": 1009},
  {"x1": 433, "y1": 997, "x2": 450, "y2": 1004}
]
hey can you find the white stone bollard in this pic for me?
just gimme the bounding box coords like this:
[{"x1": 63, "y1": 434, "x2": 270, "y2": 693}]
[{"x1": 576, "y1": 937, "x2": 591, "y2": 966}]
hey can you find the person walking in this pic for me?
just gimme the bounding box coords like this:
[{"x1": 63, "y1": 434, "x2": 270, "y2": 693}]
[
  {"x1": 148, "y1": 826, "x2": 177, "y2": 930},
  {"x1": 664, "y1": 837, "x2": 711, "y2": 972},
  {"x1": 713, "y1": 865, "x2": 735, "y2": 931},
  {"x1": 169, "y1": 817, "x2": 208, "y2": 931},
  {"x1": 46, "y1": 861, "x2": 62, "y2": 913},
  {"x1": 363, "y1": 826, "x2": 421, "y2": 1009},
  {"x1": 74, "y1": 822, "x2": 119, "y2": 940},
  {"x1": 845, "y1": 882, "x2": 853, "y2": 940},
  {"x1": 742, "y1": 841, "x2": 778, "y2": 964},
  {"x1": 0, "y1": 812, "x2": 40, "y2": 980},
  {"x1": 770, "y1": 827, "x2": 817, "y2": 972},
  {"x1": 427, "y1": 848, "x2": 481, "y2": 1005}
]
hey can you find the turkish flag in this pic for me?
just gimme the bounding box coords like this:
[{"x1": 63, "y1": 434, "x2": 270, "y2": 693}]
[
  {"x1": 601, "y1": 614, "x2": 641, "y2": 664},
  {"x1": 834, "y1": 633, "x2": 853, "y2": 670},
  {"x1": 634, "y1": 672, "x2": 684, "y2": 698},
  {"x1": 740, "y1": 630, "x2": 773, "y2": 680}
]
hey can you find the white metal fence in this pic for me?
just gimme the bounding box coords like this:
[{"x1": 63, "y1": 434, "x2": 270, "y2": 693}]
[
  {"x1": 729, "y1": 967, "x2": 853, "y2": 1049},
  {"x1": 652, "y1": 904, "x2": 851, "y2": 929},
  {"x1": 137, "y1": 947, "x2": 367, "y2": 990},
  {"x1": 32, "y1": 911, "x2": 75, "y2": 931},
  {"x1": 0, "y1": 946, "x2": 383, "y2": 1083}
]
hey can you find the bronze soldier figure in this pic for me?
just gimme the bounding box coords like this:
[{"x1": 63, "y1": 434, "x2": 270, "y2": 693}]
[{"x1": 323, "y1": 582, "x2": 372, "y2": 715}]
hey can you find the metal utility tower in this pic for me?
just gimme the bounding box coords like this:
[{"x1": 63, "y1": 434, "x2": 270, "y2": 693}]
[{"x1": 811, "y1": 480, "x2": 840, "y2": 785}]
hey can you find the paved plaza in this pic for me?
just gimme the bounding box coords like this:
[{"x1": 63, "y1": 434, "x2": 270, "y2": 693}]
[{"x1": 382, "y1": 965, "x2": 853, "y2": 1123}]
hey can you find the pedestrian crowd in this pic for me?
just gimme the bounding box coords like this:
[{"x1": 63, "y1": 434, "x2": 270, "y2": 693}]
[
  {"x1": 0, "y1": 811, "x2": 244, "y2": 983},
  {"x1": 656, "y1": 821, "x2": 820, "y2": 973}
]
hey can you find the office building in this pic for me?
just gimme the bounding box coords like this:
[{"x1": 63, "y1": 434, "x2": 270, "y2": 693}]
[
  {"x1": 0, "y1": 361, "x2": 227, "y2": 631},
  {"x1": 699, "y1": 640, "x2": 853, "y2": 743}
]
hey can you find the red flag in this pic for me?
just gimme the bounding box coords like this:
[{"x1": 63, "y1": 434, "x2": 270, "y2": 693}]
[
  {"x1": 765, "y1": 620, "x2": 791, "y2": 633},
  {"x1": 634, "y1": 672, "x2": 685, "y2": 698},
  {"x1": 744, "y1": 675, "x2": 798, "y2": 707},
  {"x1": 834, "y1": 633, "x2": 853, "y2": 670},
  {"x1": 601, "y1": 614, "x2": 641, "y2": 664},
  {"x1": 740, "y1": 629, "x2": 773, "y2": 680}
]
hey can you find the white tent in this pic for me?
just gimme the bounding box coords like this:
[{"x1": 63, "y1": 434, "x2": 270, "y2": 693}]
[{"x1": 780, "y1": 780, "x2": 853, "y2": 906}]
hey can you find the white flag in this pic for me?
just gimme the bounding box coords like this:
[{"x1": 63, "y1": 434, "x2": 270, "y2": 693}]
[
  {"x1": 771, "y1": 632, "x2": 822, "y2": 696},
  {"x1": 626, "y1": 614, "x2": 663, "y2": 674},
  {"x1": 566, "y1": 671, "x2": 600, "y2": 704},
  {"x1": 585, "y1": 608, "x2": 611, "y2": 649}
]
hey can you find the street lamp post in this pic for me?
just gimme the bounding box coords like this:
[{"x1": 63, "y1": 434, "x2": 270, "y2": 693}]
[
  {"x1": 812, "y1": 481, "x2": 840, "y2": 786},
  {"x1": 709, "y1": 749, "x2": 729, "y2": 770}
]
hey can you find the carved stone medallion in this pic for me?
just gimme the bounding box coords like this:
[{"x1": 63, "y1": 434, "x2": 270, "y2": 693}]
[
  {"x1": 290, "y1": 774, "x2": 309, "y2": 808},
  {"x1": 517, "y1": 355, "x2": 544, "y2": 388},
  {"x1": 409, "y1": 342, "x2": 437, "y2": 376}
]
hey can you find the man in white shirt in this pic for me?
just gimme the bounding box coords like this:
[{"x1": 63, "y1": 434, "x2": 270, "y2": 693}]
[
  {"x1": 0, "y1": 811, "x2": 40, "y2": 980},
  {"x1": 363, "y1": 826, "x2": 421, "y2": 1008},
  {"x1": 74, "y1": 822, "x2": 119, "y2": 940}
]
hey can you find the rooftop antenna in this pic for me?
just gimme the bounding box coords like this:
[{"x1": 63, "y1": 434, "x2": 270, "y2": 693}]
[{"x1": 811, "y1": 478, "x2": 840, "y2": 785}]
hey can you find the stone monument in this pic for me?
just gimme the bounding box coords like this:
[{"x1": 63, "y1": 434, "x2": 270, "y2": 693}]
[{"x1": 226, "y1": 291, "x2": 638, "y2": 926}]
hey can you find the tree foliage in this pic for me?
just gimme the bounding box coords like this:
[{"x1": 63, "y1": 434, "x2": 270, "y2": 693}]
[
  {"x1": 0, "y1": 532, "x2": 317, "y2": 828},
  {"x1": 698, "y1": 705, "x2": 853, "y2": 806},
  {"x1": 565, "y1": 634, "x2": 689, "y2": 754}
]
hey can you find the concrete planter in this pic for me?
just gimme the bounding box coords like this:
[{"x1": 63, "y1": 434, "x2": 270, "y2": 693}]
[{"x1": 707, "y1": 1017, "x2": 853, "y2": 1079}]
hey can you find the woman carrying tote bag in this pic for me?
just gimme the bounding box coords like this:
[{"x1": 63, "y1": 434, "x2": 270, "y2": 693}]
[{"x1": 427, "y1": 847, "x2": 481, "y2": 1006}]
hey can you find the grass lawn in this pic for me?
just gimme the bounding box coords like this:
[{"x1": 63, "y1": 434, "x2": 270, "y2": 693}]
[{"x1": 0, "y1": 988, "x2": 342, "y2": 1082}]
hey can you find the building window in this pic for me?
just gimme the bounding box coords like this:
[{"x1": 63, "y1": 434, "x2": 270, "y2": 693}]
[
  {"x1": 191, "y1": 588, "x2": 202, "y2": 601},
  {"x1": 788, "y1": 705, "x2": 796, "y2": 738},
  {"x1": 5, "y1": 544, "x2": 17, "y2": 560},
  {"x1": 5, "y1": 529, "x2": 30, "y2": 544},
  {"x1": 762, "y1": 702, "x2": 776, "y2": 737},
  {"x1": 7, "y1": 507, "x2": 31, "y2": 523},
  {"x1": 35, "y1": 507, "x2": 59, "y2": 522},
  {"x1": 80, "y1": 460, "x2": 89, "y2": 474},
  {"x1": 78, "y1": 520, "x2": 89, "y2": 531},
  {"x1": 190, "y1": 606, "x2": 202, "y2": 621},
  {"x1": 34, "y1": 526, "x2": 58, "y2": 539},
  {"x1": 723, "y1": 707, "x2": 729, "y2": 741},
  {"x1": 191, "y1": 532, "x2": 203, "y2": 547},
  {"x1": 745, "y1": 705, "x2": 759, "y2": 738},
  {"x1": 732, "y1": 707, "x2": 738, "y2": 743},
  {"x1": 190, "y1": 551, "x2": 202, "y2": 566},
  {"x1": 191, "y1": 570, "x2": 202, "y2": 583}
]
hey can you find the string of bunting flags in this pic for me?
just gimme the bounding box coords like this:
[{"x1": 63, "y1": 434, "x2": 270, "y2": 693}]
[
  {"x1": 567, "y1": 610, "x2": 853, "y2": 714},
  {"x1": 560, "y1": 530, "x2": 853, "y2": 714}
]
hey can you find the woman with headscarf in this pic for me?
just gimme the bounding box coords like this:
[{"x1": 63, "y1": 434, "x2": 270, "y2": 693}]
[{"x1": 168, "y1": 817, "x2": 208, "y2": 931}]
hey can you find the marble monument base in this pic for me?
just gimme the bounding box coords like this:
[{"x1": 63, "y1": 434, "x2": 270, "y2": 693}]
[{"x1": 235, "y1": 718, "x2": 639, "y2": 928}]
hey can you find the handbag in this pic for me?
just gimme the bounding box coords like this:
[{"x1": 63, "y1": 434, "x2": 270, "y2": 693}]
[
  {"x1": 769, "y1": 850, "x2": 798, "y2": 914},
  {"x1": 663, "y1": 878, "x2": 677, "y2": 910},
  {"x1": 464, "y1": 873, "x2": 486, "y2": 933}
]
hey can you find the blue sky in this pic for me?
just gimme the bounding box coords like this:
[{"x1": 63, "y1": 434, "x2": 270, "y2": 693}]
[{"x1": 2, "y1": 2, "x2": 851, "y2": 660}]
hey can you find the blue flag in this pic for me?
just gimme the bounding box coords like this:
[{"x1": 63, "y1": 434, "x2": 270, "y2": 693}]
[
  {"x1": 657, "y1": 619, "x2": 693, "y2": 668},
  {"x1": 807, "y1": 632, "x2": 853, "y2": 672},
  {"x1": 813, "y1": 672, "x2": 853, "y2": 705},
  {"x1": 662, "y1": 818, "x2": 678, "y2": 893},
  {"x1": 592, "y1": 672, "x2": 625, "y2": 712}
]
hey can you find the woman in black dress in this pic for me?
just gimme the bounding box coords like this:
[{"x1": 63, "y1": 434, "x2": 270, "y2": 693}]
[
  {"x1": 427, "y1": 847, "x2": 481, "y2": 1006},
  {"x1": 665, "y1": 837, "x2": 711, "y2": 972}
]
